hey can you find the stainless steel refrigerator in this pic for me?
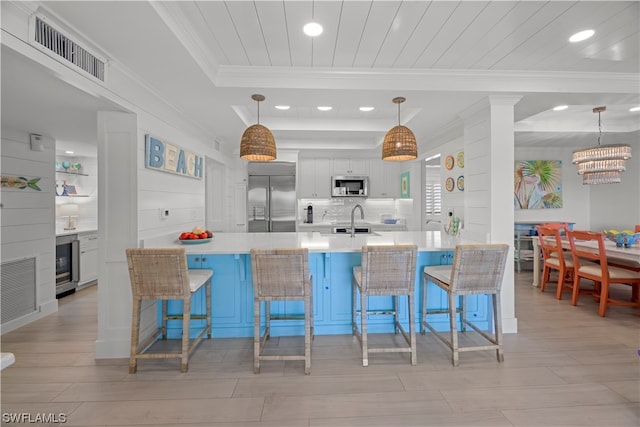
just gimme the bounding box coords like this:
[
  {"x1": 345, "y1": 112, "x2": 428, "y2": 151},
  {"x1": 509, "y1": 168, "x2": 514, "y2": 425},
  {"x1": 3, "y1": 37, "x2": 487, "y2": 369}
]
[{"x1": 247, "y1": 162, "x2": 296, "y2": 232}]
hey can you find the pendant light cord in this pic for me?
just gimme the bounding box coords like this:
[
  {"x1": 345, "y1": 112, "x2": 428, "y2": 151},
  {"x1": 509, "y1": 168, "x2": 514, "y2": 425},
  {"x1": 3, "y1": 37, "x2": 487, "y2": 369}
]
[{"x1": 597, "y1": 109, "x2": 602, "y2": 146}]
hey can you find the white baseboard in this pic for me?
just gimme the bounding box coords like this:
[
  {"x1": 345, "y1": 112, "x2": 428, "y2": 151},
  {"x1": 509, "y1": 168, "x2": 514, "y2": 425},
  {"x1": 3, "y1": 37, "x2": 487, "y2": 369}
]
[{"x1": 0, "y1": 299, "x2": 58, "y2": 335}]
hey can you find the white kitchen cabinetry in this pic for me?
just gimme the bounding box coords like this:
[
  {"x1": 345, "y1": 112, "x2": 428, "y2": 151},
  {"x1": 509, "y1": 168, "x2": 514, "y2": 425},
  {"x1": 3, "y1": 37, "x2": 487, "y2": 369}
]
[
  {"x1": 332, "y1": 159, "x2": 369, "y2": 176},
  {"x1": 78, "y1": 232, "x2": 98, "y2": 287},
  {"x1": 299, "y1": 158, "x2": 331, "y2": 198},
  {"x1": 369, "y1": 160, "x2": 400, "y2": 198}
]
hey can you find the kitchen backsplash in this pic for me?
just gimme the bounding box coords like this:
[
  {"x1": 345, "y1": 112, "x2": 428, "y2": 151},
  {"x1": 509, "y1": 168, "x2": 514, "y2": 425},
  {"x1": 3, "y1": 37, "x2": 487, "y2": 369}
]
[{"x1": 298, "y1": 198, "x2": 413, "y2": 225}]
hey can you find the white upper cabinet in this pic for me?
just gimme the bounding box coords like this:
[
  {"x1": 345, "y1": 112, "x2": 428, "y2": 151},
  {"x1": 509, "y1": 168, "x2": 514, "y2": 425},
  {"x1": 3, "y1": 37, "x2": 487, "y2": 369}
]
[
  {"x1": 298, "y1": 158, "x2": 331, "y2": 198},
  {"x1": 369, "y1": 160, "x2": 400, "y2": 198},
  {"x1": 332, "y1": 159, "x2": 369, "y2": 176}
]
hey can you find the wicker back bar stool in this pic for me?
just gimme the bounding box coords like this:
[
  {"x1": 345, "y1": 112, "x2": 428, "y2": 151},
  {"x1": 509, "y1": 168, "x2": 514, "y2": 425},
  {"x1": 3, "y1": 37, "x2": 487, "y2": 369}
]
[
  {"x1": 125, "y1": 248, "x2": 212, "y2": 373},
  {"x1": 250, "y1": 248, "x2": 313, "y2": 374},
  {"x1": 352, "y1": 244, "x2": 418, "y2": 367},
  {"x1": 422, "y1": 244, "x2": 508, "y2": 366}
]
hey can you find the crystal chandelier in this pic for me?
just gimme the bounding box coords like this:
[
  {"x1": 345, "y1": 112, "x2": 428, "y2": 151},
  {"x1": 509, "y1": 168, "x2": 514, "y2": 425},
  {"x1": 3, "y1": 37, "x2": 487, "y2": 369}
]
[{"x1": 572, "y1": 106, "x2": 631, "y2": 185}]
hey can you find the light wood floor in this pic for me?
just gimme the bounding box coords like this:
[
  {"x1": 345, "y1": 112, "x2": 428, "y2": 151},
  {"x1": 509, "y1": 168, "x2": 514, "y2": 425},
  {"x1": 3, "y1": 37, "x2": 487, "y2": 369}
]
[{"x1": 2, "y1": 271, "x2": 639, "y2": 426}]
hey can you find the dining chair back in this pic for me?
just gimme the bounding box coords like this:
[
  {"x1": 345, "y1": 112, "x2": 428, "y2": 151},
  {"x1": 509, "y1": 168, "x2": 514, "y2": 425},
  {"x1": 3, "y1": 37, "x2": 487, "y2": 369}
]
[
  {"x1": 566, "y1": 230, "x2": 640, "y2": 317},
  {"x1": 422, "y1": 244, "x2": 508, "y2": 366},
  {"x1": 250, "y1": 248, "x2": 313, "y2": 374},
  {"x1": 126, "y1": 248, "x2": 212, "y2": 373},
  {"x1": 536, "y1": 224, "x2": 574, "y2": 299},
  {"x1": 352, "y1": 245, "x2": 418, "y2": 367}
]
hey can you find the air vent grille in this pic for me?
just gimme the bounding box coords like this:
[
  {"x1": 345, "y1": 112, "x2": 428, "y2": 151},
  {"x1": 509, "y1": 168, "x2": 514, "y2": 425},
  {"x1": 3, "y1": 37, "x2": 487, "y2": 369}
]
[
  {"x1": 34, "y1": 17, "x2": 105, "y2": 82},
  {"x1": 1, "y1": 257, "x2": 37, "y2": 325}
]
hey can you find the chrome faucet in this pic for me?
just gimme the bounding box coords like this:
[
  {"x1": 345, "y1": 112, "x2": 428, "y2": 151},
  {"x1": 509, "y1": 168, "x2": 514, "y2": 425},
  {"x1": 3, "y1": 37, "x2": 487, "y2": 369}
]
[{"x1": 350, "y1": 204, "x2": 364, "y2": 237}]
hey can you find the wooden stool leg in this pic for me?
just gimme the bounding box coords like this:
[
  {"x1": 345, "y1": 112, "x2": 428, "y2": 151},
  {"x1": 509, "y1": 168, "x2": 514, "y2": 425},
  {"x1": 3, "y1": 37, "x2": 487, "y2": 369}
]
[
  {"x1": 493, "y1": 293, "x2": 504, "y2": 363},
  {"x1": 304, "y1": 294, "x2": 311, "y2": 375},
  {"x1": 448, "y1": 292, "x2": 459, "y2": 367},
  {"x1": 206, "y1": 279, "x2": 212, "y2": 339},
  {"x1": 394, "y1": 295, "x2": 399, "y2": 334},
  {"x1": 181, "y1": 299, "x2": 191, "y2": 373},
  {"x1": 253, "y1": 299, "x2": 260, "y2": 374},
  {"x1": 420, "y1": 277, "x2": 426, "y2": 334},
  {"x1": 129, "y1": 297, "x2": 142, "y2": 374},
  {"x1": 408, "y1": 294, "x2": 417, "y2": 366},
  {"x1": 161, "y1": 300, "x2": 168, "y2": 339},
  {"x1": 460, "y1": 295, "x2": 466, "y2": 332},
  {"x1": 360, "y1": 291, "x2": 368, "y2": 367},
  {"x1": 352, "y1": 279, "x2": 357, "y2": 336}
]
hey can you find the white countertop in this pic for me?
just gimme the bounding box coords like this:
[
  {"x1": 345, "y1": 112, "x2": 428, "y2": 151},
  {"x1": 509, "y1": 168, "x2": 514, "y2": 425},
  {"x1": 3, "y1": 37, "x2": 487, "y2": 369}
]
[
  {"x1": 56, "y1": 227, "x2": 98, "y2": 237},
  {"x1": 143, "y1": 231, "x2": 476, "y2": 254}
]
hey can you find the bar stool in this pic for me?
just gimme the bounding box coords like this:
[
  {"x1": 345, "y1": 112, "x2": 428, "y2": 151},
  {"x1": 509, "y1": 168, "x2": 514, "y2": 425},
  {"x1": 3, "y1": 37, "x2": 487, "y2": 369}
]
[
  {"x1": 125, "y1": 248, "x2": 212, "y2": 373},
  {"x1": 422, "y1": 244, "x2": 508, "y2": 366},
  {"x1": 352, "y1": 244, "x2": 418, "y2": 367},
  {"x1": 250, "y1": 248, "x2": 313, "y2": 374}
]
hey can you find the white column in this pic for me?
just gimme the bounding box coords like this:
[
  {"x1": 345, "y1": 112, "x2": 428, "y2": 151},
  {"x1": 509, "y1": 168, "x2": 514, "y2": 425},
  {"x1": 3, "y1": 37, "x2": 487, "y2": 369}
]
[
  {"x1": 95, "y1": 111, "x2": 139, "y2": 358},
  {"x1": 460, "y1": 95, "x2": 521, "y2": 334}
]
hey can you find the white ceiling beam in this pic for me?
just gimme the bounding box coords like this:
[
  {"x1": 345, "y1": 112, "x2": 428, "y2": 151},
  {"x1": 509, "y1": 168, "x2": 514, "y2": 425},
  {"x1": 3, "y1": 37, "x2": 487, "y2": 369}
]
[{"x1": 216, "y1": 66, "x2": 638, "y2": 94}]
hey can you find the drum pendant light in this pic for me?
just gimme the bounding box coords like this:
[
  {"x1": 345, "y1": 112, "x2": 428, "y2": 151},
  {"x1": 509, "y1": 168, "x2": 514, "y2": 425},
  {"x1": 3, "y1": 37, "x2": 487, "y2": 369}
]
[
  {"x1": 240, "y1": 94, "x2": 276, "y2": 161},
  {"x1": 382, "y1": 97, "x2": 417, "y2": 161}
]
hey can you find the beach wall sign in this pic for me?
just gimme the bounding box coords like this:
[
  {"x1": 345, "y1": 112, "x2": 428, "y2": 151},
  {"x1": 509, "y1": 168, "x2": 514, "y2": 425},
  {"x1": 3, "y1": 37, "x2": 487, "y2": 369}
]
[{"x1": 145, "y1": 135, "x2": 204, "y2": 179}]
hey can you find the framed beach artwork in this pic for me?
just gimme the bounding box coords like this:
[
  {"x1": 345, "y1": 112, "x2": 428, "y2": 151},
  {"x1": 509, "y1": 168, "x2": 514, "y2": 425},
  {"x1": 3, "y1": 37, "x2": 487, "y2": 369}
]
[
  {"x1": 400, "y1": 172, "x2": 410, "y2": 198},
  {"x1": 514, "y1": 160, "x2": 562, "y2": 210}
]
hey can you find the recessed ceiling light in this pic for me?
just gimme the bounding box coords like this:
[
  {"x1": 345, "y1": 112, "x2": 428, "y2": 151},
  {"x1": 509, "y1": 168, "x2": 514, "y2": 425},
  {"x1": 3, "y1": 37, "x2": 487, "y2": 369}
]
[
  {"x1": 317, "y1": 106, "x2": 332, "y2": 111},
  {"x1": 629, "y1": 106, "x2": 640, "y2": 112},
  {"x1": 359, "y1": 106, "x2": 375, "y2": 112},
  {"x1": 303, "y1": 22, "x2": 323, "y2": 37},
  {"x1": 275, "y1": 105, "x2": 290, "y2": 110},
  {"x1": 65, "y1": 150, "x2": 74, "y2": 154},
  {"x1": 553, "y1": 105, "x2": 568, "y2": 111},
  {"x1": 569, "y1": 29, "x2": 594, "y2": 43}
]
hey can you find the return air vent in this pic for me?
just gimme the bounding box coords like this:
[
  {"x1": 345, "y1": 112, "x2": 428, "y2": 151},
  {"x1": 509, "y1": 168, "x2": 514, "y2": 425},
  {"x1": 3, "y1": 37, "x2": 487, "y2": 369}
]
[
  {"x1": 33, "y1": 17, "x2": 106, "y2": 82},
  {"x1": 1, "y1": 257, "x2": 37, "y2": 325}
]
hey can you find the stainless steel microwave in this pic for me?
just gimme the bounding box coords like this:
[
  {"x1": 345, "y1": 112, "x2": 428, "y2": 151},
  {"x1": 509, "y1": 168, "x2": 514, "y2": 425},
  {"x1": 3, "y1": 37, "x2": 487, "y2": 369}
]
[{"x1": 332, "y1": 176, "x2": 368, "y2": 197}]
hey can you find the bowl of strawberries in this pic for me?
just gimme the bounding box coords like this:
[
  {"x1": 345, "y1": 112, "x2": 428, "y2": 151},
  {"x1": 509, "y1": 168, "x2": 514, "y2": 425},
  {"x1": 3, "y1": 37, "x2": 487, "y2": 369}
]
[{"x1": 178, "y1": 226, "x2": 214, "y2": 244}]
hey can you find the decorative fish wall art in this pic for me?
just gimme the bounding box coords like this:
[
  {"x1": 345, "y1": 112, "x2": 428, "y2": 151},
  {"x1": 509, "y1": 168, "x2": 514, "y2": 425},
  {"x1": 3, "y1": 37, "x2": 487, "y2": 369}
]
[{"x1": 1, "y1": 175, "x2": 42, "y2": 191}]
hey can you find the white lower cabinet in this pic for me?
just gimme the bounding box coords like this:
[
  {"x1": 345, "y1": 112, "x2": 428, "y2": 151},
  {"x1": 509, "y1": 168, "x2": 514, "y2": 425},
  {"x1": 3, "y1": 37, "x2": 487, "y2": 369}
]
[{"x1": 78, "y1": 232, "x2": 98, "y2": 286}]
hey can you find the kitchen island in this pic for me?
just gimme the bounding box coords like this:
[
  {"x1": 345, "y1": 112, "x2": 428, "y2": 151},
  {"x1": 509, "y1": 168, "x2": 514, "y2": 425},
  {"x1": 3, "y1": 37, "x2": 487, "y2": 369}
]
[{"x1": 142, "y1": 231, "x2": 490, "y2": 338}]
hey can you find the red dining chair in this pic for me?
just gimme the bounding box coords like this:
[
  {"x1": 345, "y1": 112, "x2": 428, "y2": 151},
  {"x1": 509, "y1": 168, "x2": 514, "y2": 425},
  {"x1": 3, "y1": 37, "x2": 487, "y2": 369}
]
[
  {"x1": 567, "y1": 230, "x2": 640, "y2": 317},
  {"x1": 536, "y1": 225, "x2": 575, "y2": 299}
]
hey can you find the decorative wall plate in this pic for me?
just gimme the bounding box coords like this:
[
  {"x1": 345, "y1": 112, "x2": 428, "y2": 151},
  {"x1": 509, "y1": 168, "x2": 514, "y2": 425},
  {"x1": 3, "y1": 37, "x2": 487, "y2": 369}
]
[
  {"x1": 457, "y1": 175, "x2": 464, "y2": 191},
  {"x1": 445, "y1": 155, "x2": 454, "y2": 170},
  {"x1": 445, "y1": 177, "x2": 455, "y2": 192},
  {"x1": 456, "y1": 151, "x2": 464, "y2": 168}
]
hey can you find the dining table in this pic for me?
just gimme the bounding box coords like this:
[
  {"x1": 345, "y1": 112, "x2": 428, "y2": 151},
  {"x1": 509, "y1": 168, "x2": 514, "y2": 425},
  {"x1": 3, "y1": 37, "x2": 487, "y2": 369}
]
[{"x1": 530, "y1": 236, "x2": 640, "y2": 287}]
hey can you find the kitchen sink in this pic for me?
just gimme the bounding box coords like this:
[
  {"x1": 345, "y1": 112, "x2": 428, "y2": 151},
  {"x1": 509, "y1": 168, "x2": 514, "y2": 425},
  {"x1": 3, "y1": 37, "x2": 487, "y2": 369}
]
[{"x1": 319, "y1": 226, "x2": 381, "y2": 236}]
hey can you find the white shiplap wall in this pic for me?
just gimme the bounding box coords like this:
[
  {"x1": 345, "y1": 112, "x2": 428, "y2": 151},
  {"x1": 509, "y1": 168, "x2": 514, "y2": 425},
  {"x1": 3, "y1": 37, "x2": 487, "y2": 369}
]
[{"x1": 1, "y1": 129, "x2": 58, "y2": 333}]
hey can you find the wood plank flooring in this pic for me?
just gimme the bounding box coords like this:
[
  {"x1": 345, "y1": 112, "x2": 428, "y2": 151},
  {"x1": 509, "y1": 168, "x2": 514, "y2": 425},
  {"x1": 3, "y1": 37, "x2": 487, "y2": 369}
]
[{"x1": 2, "y1": 271, "x2": 639, "y2": 426}]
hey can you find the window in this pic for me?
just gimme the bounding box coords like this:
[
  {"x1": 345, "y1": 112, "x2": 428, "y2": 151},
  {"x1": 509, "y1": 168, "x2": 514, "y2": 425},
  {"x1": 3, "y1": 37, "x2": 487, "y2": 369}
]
[{"x1": 425, "y1": 156, "x2": 442, "y2": 215}]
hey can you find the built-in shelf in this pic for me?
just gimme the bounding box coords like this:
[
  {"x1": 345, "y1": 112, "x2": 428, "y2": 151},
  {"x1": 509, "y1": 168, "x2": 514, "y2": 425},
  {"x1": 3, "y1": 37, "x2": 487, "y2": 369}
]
[
  {"x1": 56, "y1": 194, "x2": 89, "y2": 198},
  {"x1": 55, "y1": 170, "x2": 89, "y2": 176}
]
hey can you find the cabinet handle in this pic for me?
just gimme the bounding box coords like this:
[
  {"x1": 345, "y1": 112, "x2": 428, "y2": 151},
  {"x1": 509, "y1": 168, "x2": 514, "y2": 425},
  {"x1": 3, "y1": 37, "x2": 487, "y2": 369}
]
[
  {"x1": 201, "y1": 257, "x2": 206, "y2": 263},
  {"x1": 194, "y1": 257, "x2": 200, "y2": 262}
]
